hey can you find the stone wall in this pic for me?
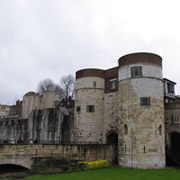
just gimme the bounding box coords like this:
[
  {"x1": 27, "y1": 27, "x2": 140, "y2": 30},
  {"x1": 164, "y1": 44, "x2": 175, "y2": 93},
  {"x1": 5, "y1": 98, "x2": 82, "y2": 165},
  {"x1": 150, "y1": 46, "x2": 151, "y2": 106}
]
[
  {"x1": 0, "y1": 103, "x2": 73, "y2": 144},
  {"x1": 22, "y1": 92, "x2": 41, "y2": 119},
  {"x1": 0, "y1": 144, "x2": 116, "y2": 167},
  {"x1": 0, "y1": 104, "x2": 10, "y2": 118},
  {"x1": 27, "y1": 107, "x2": 73, "y2": 144},
  {"x1": 22, "y1": 91, "x2": 55, "y2": 120},
  {"x1": 103, "y1": 92, "x2": 118, "y2": 143},
  {"x1": 0, "y1": 119, "x2": 27, "y2": 143},
  {"x1": 41, "y1": 91, "x2": 55, "y2": 110}
]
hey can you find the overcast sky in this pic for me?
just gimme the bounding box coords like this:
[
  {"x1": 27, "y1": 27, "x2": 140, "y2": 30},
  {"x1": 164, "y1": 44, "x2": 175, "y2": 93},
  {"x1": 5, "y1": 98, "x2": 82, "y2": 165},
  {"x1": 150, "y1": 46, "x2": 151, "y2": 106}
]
[{"x1": 1, "y1": 0, "x2": 180, "y2": 105}]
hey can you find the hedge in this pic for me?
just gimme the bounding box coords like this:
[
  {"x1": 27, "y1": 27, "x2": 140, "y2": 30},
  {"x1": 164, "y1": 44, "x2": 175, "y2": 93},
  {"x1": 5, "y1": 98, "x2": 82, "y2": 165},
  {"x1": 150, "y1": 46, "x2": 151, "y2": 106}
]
[{"x1": 79, "y1": 160, "x2": 109, "y2": 169}]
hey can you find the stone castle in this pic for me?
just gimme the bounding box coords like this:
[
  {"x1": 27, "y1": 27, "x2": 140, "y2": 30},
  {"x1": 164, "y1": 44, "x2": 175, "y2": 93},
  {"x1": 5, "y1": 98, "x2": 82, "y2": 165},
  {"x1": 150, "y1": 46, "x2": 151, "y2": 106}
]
[{"x1": 0, "y1": 52, "x2": 179, "y2": 169}]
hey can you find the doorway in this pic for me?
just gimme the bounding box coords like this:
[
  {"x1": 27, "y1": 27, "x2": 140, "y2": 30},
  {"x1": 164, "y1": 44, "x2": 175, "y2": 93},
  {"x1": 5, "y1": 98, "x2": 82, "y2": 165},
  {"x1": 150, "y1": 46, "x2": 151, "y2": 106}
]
[
  {"x1": 106, "y1": 131, "x2": 118, "y2": 164},
  {"x1": 171, "y1": 132, "x2": 180, "y2": 152},
  {"x1": 107, "y1": 132, "x2": 118, "y2": 144}
]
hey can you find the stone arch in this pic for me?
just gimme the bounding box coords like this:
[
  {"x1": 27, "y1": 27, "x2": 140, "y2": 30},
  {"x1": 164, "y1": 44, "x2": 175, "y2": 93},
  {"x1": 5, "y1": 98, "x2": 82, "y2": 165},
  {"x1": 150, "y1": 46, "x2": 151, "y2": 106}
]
[
  {"x1": 0, "y1": 157, "x2": 32, "y2": 170},
  {"x1": 0, "y1": 164, "x2": 30, "y2": 173},
  {"x1": 106, "y1": 130, "x2": 118, "y2": 144}
]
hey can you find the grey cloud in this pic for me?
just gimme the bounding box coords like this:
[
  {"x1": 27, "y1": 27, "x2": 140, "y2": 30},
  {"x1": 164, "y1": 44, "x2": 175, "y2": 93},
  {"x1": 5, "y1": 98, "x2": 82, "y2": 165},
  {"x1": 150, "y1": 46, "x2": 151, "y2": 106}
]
[{"x1": 0, "y1": 0, "x2": 180, "y2": 104}]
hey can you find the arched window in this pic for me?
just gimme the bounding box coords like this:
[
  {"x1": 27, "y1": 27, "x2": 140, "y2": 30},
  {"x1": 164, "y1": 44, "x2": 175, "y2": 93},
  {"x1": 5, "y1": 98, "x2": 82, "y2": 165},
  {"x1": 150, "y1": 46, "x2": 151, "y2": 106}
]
[
  {"x1": 158, "y1": 125, "x2": 162, "y2": 135},
  {"x1": 124, "y1": 124, "x2": 128, "y2": 135}
]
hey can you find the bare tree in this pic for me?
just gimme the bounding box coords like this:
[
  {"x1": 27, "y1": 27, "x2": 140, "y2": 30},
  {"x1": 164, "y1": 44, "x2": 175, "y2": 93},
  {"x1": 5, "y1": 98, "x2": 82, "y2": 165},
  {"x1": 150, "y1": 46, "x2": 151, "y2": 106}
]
[
  {"x1": 60, "y1": 75, "x2": 75, "y2": 99},
  {"x1": 37, "y1": 75, "x2": 75, "y2": 101},
  {"x1": 37, "y1": 78, "x2": 64, "y2": 100},
  {"x1": 54, "y1": 84, "x2": 65, "y2": 100},
  {"x1": 37, "y1": 78, "x2": 55, "y2": 94}
]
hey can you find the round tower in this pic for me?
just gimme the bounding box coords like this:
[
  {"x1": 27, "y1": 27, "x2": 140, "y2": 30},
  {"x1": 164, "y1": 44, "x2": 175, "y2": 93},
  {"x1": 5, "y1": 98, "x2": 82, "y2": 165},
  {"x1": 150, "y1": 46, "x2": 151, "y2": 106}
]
[
  {"x1": 74, "y1": 69, "x2": 105, "y2": 143},
  {"x1": 118, "y1": 52, "x2": 165, "y2": 168}
]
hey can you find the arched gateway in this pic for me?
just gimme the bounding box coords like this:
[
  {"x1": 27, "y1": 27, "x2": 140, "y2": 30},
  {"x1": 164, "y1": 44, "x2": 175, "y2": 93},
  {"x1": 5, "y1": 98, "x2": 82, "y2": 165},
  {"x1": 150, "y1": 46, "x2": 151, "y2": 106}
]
[{"x1": 106, "y1": 131, "x2": 118, "y2": 144}]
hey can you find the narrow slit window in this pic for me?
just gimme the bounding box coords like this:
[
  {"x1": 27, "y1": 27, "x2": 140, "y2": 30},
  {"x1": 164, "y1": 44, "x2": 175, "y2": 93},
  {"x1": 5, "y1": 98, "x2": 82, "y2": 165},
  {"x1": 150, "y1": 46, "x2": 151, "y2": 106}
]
[
  {"x1": 158, "y1": 125, "x2": 162, "y2": 135},
  {"x1": 93, "y1": 81, "x2": 96, "y2": 88},
  {"x1": 124, "y1": 124, "x2": 128, "y2": 135}
]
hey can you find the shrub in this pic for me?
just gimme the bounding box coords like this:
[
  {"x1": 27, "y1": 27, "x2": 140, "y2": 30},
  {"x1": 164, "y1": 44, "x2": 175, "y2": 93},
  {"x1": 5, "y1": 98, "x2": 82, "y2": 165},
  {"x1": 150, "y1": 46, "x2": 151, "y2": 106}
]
[{"x1": 79, "y1": 160, "x2": 109, "y2": 169}]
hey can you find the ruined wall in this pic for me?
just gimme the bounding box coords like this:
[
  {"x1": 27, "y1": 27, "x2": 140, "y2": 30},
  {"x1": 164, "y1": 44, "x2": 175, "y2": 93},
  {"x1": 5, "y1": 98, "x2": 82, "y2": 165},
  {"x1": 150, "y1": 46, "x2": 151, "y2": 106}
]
[
  {"x1": 118, "y1": 53, "x2": 165, "y2": 169},
  {"x1": 74, "y1": 71, "x2": 105, "y2": 143}
]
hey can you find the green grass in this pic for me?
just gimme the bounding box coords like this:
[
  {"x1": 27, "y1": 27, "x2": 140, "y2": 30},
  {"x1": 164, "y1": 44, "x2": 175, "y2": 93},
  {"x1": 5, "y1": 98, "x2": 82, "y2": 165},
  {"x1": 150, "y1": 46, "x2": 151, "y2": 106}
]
[{"x1": 23, "y1": 167, "x2": 180, "y2": 180}]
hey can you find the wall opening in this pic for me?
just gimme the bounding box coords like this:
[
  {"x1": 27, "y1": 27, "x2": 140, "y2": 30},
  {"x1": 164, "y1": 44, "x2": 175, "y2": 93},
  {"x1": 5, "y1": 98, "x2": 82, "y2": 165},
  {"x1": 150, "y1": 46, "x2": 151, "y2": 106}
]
[
  {"x1": 171, "y1": 132, "x2": 180, "y2": 151},
  {"x1": 0, "y1": 164, "x2": 30, "y2": 174},
  {"x1": 106, "y1": 132, "x2": 118, "y2": 144},
  {"x1": 106, "y1": 132, "x2": 118, "y2": 164},
  {"x1": 158, "y1": 125, "x2": 162, "y2": 135},
  {"x1": 124, "y1": 124, "x2": 128, "y2": 135},
  {"x1": 166, "y1": 132, "x2": 180, "y2": 167}
]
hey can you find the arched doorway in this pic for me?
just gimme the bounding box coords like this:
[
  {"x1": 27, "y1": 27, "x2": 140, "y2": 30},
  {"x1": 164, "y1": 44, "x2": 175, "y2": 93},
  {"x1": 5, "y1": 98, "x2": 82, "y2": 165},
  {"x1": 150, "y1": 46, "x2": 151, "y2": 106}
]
[
  {"x1": 106, "y1": 132, "x2": 118, "y2": 144},
  {"x1": 171, "y1": 132, "x2": 180, "y2": 151},
  {"x1": 106, "y1": 131, "x2": 118, "y2": 164}
]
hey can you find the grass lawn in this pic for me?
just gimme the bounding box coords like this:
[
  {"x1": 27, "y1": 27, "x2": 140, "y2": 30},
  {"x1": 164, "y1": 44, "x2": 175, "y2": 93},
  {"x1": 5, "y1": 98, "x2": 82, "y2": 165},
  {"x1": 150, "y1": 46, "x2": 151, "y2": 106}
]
[{"x1": 23, "y1": 167, "x2": 180, "y2": 180}]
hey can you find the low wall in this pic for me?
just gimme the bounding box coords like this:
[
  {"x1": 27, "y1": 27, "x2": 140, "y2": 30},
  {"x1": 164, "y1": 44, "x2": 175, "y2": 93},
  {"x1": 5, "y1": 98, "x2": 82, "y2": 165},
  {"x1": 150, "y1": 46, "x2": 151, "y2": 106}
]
[{"x1": 0, "y1": 144, "x2": 116, "y2": 169}]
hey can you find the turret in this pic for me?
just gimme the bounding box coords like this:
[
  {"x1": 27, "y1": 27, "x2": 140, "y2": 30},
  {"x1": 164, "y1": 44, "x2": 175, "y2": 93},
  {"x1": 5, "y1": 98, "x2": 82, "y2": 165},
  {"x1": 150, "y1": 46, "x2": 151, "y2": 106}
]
[
  {"x1": 74, "y1": 69, "x2": 105, "y2": 143},
  {"x1": 118, "y1": 52, "x2": 165, "y2": 168}
]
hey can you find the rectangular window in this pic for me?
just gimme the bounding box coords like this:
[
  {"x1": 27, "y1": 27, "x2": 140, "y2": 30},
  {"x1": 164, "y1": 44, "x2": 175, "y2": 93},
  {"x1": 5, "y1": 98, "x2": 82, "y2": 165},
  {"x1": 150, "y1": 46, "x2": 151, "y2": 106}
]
[
  {"x1": 131, "y1": 66, "x2": 142, "y2": 78},
  {"x1": 168, "y1": 83, "x2": 174, "y2": 93},
  {"x1": 110, "y1": 78, "x2": 117, "y2": 89},
  {"x1": 76, "y1": 106, "x2": 81, "y2": 112},
  {"x1": 140, "y1": 97, "x2": 150, "y2": 106},
  {"x1": 174, "y1": 115, "x2": 180, "y2": 124},
  {"x1": 86, "y1": 105, "x2": 95, "y2": 112},
  {"x1": 93, "y1": 81, "x2": 96, "y2": 88}
]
